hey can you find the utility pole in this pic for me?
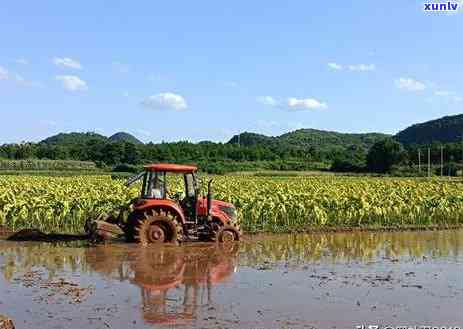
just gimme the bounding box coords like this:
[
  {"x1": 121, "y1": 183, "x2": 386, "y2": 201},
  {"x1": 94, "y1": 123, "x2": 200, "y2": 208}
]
[
  {"x1": 449, "y1": 156, "x2": 451, "y2": 180},
  {"x1": 440, "y1": 146, "x2": 444, "y2": 177},
  {"x1": 427, "y1": 147, "x2": 431, "y2": 178},
  {"x1": 418, "y1": 149, "x2": 421, "y2": 175}
]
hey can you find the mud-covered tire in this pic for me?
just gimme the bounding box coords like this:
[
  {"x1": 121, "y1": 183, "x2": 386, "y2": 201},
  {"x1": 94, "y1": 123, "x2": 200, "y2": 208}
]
[
  {"x1": 135, "y1": 210, "x2": 183, "y2": 246},
  {"x1": 216, "y1": 224, "x2": 241, "y2": 242},
  {"x1": 124, "y1": 211, "x2": 145, "y2": 242}
]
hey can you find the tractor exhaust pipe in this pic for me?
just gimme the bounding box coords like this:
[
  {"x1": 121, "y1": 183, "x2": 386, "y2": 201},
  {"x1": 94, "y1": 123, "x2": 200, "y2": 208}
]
[{"x1": 207, "y1": 179, "x2": 213, "y2": 219}]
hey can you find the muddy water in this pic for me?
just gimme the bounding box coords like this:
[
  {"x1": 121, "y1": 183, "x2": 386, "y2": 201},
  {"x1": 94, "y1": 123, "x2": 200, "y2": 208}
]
[{"x1": 0, "y1": 231, "x2": 463, "y2": 329}]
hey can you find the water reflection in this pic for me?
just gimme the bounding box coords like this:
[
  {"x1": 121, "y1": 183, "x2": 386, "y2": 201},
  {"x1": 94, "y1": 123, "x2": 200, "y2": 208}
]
[
  {"x1": 1, "y1": 230, "x2": 463, "y2": 326},
  {"x1": 83, "y1": 243, "x2": 238, "y2": 325},
  {"x1": 1, "y1": 230, "x2": 463, "y2": 280},
  {"x1": 127, "y1": 244, "x2": 238, "y2": 325},
  {"x1": 241, "y1": 230, "x2": 463, "y2": 266}
]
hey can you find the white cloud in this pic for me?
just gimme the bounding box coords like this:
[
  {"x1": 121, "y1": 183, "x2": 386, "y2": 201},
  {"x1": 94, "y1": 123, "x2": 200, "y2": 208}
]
[
  {"x1": 328, "y1": 62, "x2": 375, "y2": 72},
  {"x1": 53, "y1": 57, "x2": 82, "y2": 70},
  {"x1": 328, "y1": 62, "x2": 343, "y2": 70},
  {"x1": 348, "y1": 64, "x2": 376, "y2": 71},
  {"x1": 258, "y1": 96, "x2": 327, "y2": 111},
  {"x1": 0, "y1": 66, "x2": 9, "y2": 80},
  {"x1": 257, "y1": 96, "x2": 278, "y2": 106},
  {"x1": 395, "y1": 78, "x2": 426, "y2": 92},
  {"x1": 287, "y1": 97, "x2": 327, "y2": 110},
  {"x1": 141, "y1": 92, "x2": 188, "y2": 111},
  {"x1": 55, "y1": 75, "x2": 88, "y2": 91},
  {"x1": 454, "y1": 96, "x2": 463, "y2": 102},
  {"x1": 15, "y1": 58, "x2": 29, "y2": 65}
]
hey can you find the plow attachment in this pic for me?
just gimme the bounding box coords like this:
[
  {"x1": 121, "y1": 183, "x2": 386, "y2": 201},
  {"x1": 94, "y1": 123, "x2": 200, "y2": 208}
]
[
  {"x1": 85, "y1": 218, "x2": 125, "y2": 242},
  {"x1": 84, "y1": 207, "x2": 130, "y2": 242}
]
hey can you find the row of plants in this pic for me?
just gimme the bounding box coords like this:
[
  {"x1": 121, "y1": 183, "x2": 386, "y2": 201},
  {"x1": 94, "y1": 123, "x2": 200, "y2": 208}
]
[{"x1": 0, "y1": 175, "x2": 462, "y2": 233}]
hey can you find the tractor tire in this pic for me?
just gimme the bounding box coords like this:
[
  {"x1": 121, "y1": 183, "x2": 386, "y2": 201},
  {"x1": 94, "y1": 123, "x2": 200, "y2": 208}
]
[
  {"x1": 135, "y1": 210, "x2": 183, "y2": 246},
  {"x1": 125, "y1": 211, "x2": 145, "y2": 242},
  {"x1": 216, "y1": 224, "x2": 241, "y2": 243}
]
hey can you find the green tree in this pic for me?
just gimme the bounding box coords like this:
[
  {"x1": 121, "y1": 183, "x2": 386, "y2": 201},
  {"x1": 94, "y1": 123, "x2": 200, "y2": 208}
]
[{"x1": 367, "y1": 138, "x2": 405, "y2": 173}]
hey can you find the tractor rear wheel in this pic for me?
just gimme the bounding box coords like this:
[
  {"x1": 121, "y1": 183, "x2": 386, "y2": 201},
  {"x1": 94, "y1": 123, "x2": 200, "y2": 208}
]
[{"x1": 135, "y1": 210, "x2": 183, "y2": 246}]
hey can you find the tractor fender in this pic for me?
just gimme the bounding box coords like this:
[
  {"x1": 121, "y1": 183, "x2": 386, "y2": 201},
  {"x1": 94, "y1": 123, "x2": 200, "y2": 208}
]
[
  {"x1": 210, "y1": 209, "x2": 230, "y2": 225},
  {"x1": 133, "y1": 199, "x2": 187, "y2": 225}
]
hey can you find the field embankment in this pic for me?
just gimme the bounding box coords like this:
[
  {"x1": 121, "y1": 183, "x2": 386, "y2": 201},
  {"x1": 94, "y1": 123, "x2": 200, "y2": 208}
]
[{"x1": 0, "y1": 159, "x2": 99, "y2": 171}]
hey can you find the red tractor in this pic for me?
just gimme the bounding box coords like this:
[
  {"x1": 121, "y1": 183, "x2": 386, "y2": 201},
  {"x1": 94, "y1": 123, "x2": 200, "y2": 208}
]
[{"x1": 88, "y1": 164, "x2": 241, "y2": 245}]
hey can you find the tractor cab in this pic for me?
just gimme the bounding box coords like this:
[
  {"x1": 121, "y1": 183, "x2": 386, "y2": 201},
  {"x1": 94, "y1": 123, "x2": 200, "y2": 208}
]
[
  {"x1": 123, "y1": 163, "x2": 241, "y2": 244},
  {"x1": 138, "y1": 164, "x2": 196, "y2": 199},
  {"x1": 138, "y1": 164, "x2": 200, "y2": 222}
]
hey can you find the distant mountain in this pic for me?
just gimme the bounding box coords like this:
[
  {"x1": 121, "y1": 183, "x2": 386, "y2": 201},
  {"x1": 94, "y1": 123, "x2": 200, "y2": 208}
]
[
  {"x1": 395, "y1": 114, "x2": 463, "y2": 145},
  {"x1": 228, "y1": 132, "x2": 276, "y2": 147},
  {"x1": 228, "y1": 129, "x2": 389, "y2": 151},
  {"x1": 41, "y1": 131, "x2": 143, "y2": 145},
  {"x1": 39, "y1": 112, "x2": 463, "y2": 151},
  {"x1": 41, "y1": 132, "x2": 107, "y2": 145},
  {"x1": 109, "y1": 132, "x2": 143, "y2": 145},
  {"x1": 278, "y1": 129, "x2": 389, "y2": 150}
]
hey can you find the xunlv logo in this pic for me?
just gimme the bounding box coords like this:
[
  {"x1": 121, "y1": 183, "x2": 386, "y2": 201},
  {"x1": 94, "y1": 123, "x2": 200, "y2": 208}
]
[{"x1": 424, "y1": 1, "x2": 459, "y2": 11}]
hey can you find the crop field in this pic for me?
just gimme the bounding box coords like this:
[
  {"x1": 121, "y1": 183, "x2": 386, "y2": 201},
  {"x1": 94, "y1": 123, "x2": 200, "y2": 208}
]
[{"x1": 0, "y1": 175, "x2": 462, "y2": 233}]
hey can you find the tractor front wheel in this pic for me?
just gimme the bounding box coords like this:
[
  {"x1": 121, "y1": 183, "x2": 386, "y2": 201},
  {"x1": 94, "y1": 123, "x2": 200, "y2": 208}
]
[{"x1": 216, "y1": 225, "x2": 241, "y2": 242}]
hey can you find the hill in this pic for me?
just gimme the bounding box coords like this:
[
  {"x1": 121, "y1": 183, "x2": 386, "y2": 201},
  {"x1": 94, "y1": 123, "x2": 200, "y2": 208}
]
[
  {"x1": 228, "y1": 132, "x2": 276, "y2": 147},
  {"x1": 228, "y1": 129, "x2": 390, "y2": 151},
  {"x1": 109, "y1": 132, "x2": 143, "y2": 144},
  {"x1": 41, "y1": 131, "x2": 143, "y2": 145},
  {"x1": 395, "y1": 114, "x2": 463, "y2": 145},
  {"x1": 41, "y1": 132, "x2": 108, "y2": 145},
  {"x1": 278, "y1": 129, "x2": 389, "y2": 150}
]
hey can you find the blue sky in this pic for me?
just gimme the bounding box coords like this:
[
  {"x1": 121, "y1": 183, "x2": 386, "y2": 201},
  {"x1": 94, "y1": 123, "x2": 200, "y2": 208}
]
[{"x1": 1, "y1": 0, "x2": 463, "y2": 143}]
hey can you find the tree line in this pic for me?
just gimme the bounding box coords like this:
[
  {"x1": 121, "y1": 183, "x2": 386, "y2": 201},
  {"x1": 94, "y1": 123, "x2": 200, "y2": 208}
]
[
  {"x1": 0, "y1": 140, "x2": 319, "y2": 173},
  {"x1": 1, "y1": 136, "x2": 461, "y2": 174}
]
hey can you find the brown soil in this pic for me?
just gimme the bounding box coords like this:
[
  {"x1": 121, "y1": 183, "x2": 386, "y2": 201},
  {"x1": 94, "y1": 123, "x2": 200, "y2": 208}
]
[
  {"x1": 12, "y1": 270, "x2": 93, "y2": 304},
  {"x1": 0, "y1": 226, "x2": 13, "y2": 239},
  {"x1": 6, "y1": 229, "x2": 88, "y2": 242}
]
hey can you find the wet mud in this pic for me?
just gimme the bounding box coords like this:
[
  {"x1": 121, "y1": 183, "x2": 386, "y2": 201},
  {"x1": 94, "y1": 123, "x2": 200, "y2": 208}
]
[
  {"x1": 6, "y1": 229, "x2": 88, "y2": 242},
  {"x1": 1, "y1": 230, "x2": 463, "y2": 328}
]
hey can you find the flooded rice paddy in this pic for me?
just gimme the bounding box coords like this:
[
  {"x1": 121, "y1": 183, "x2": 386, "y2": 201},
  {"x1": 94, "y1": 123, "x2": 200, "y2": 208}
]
[{"x1": 1, "y1": 230, "x2": 463, "y2": 329}]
